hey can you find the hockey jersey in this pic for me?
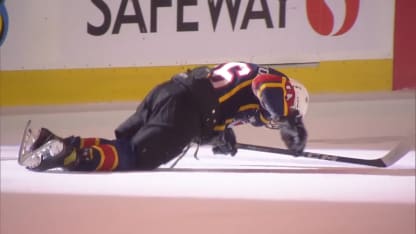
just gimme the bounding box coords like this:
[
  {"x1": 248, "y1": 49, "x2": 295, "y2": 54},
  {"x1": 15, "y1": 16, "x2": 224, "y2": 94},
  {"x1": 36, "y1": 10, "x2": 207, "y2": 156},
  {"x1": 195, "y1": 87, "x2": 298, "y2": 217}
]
[{"x1": 208, "y1": 62, "x2": 295, "y2": 131}]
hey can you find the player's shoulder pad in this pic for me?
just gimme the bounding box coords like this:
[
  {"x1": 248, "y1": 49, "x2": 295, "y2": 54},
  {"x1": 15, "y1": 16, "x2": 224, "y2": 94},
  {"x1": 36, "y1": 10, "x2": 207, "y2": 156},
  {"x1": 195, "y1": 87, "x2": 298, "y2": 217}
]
[{"x1": 188, "y1": 66, "x2": 211, "y2": 80}]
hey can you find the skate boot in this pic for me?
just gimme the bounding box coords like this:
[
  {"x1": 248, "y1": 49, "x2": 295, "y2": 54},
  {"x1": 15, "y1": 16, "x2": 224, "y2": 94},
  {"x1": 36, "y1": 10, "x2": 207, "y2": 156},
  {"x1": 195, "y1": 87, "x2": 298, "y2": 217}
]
[
  {"x1": 18, "y1": 120, "x2": 63, "y2": 162},
  {"x1": 19, "y1": 138, "x2": 77, "y2": 171},
  {"x1": 18, "y1": 121, "x2": 81, "y2": 171},
  {"x1": 31, "y1": 127, "x2": 63, "y2": 151}
]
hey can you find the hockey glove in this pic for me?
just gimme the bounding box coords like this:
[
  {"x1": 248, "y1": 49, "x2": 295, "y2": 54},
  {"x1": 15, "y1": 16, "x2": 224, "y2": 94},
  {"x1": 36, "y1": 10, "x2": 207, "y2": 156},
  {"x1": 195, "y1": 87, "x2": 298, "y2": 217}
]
[
  {"x1": 212, "y1": 128, "x2": 238, "y2": 156},
  {"x1": 279, "y1": 110, "x2": 307, "y2": 156}
]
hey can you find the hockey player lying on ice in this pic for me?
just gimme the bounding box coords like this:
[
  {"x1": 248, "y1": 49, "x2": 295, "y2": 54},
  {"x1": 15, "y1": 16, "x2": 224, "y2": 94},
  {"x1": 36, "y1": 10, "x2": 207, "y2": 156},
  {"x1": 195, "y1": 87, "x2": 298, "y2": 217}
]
[{"x1": 18, "y1": 62, "x2": 309, "y2": 171}]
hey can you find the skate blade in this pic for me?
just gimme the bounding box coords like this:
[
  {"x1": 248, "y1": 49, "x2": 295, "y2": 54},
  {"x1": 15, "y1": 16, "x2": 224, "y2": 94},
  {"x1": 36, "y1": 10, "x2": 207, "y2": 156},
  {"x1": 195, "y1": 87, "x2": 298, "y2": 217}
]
[
  {"x1": 18, "y1": 139, "x2": 64, "y2": 169},
  {"x1": 18, "y1": 120, "x2": 36, "y2": 166}
]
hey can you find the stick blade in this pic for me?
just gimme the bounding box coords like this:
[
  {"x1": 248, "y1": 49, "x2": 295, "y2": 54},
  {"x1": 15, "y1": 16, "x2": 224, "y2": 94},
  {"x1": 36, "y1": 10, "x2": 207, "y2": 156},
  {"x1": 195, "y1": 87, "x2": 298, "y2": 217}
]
[{"x1": 380, "y1": 136, "x2": 414, "y2": 167}]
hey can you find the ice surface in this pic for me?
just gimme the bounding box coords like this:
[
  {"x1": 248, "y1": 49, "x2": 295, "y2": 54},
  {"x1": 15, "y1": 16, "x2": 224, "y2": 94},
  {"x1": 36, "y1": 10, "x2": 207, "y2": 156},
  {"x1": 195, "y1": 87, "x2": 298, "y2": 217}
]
[
  {"x1": 1, "y1": 145, "x2": 415, "y2": 203},
  {"x1": 1, "y1": 92, "x2": 415, "y2": 234}
]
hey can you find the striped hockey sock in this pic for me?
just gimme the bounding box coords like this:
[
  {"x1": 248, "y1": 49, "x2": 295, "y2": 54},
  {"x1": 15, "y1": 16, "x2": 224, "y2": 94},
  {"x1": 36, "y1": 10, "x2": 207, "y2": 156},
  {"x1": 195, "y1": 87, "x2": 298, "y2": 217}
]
[{"x1": 72, "y1": 144, "x2": 119, "y2": 171}]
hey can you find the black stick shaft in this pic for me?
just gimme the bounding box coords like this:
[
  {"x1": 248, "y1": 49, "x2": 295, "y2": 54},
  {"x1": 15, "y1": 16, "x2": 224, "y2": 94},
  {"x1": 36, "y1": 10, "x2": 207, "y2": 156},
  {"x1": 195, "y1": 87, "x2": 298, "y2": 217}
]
[{"x1": 236, "y1": 143, "x2": 386, "y2": 167}]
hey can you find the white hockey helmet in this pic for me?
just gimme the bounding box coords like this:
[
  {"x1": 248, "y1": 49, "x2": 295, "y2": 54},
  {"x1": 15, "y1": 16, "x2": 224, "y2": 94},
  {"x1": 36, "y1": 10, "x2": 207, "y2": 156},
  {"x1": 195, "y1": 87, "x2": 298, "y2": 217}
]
[{"x1": 288, "y1": 78, "x2": 309, "y2": 116}]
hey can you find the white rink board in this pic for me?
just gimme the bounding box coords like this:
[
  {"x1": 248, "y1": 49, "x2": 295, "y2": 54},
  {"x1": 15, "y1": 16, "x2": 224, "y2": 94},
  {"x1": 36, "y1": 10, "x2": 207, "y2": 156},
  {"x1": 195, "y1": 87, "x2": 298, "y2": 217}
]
[{"x1": 1, "y1": 0, "x2": 394, "y2": 70}]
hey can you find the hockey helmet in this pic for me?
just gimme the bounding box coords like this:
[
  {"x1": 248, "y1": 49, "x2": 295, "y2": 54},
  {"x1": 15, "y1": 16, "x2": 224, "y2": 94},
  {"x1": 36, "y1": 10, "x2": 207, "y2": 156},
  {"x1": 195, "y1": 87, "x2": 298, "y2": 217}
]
[{"x1": 288, "y1": 78, "x2": 309, "y2": 116}]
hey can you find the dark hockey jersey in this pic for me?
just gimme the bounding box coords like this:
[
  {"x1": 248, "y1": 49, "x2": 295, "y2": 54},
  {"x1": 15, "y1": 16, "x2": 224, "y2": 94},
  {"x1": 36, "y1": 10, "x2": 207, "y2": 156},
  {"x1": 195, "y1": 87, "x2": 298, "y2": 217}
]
[{"x1": 208, "y1": 62, "x2": 295, "y2": 131}]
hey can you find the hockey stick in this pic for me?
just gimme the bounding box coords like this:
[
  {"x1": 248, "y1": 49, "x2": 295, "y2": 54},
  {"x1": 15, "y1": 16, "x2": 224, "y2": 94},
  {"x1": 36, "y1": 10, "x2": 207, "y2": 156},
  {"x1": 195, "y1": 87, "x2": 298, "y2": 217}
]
[{"x1": 236, "y1": 137, "x2": 413, "y2": 167}]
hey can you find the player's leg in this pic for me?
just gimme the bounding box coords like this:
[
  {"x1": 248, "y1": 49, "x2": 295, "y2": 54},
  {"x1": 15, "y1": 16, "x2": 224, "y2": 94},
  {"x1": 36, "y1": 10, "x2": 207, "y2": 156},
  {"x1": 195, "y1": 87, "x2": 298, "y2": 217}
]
[
  {"x1": 19, "y1": 81, "x2": 172, "y2": 171},
  {"x1": 128, "y1": 82, "x2": 201, "y2": 170},
  {"x1": 67, "y1": 139, "x2": 136, "y2": 171},
  {"x1": 129, "y1": 126, "x2": 192, "y2": 170},
  {"x1": 114, "y1": 82, "x2": 162, "y2": 140},
  {"x1": 20, "y1": 129, "x2": 136, "y2": 171},
  {"x1": 31, "y1": 127, "x2": 114, "y2": 152},
  {"x1": 114, "y1": 104, "x2": 146, "y2": 140}
]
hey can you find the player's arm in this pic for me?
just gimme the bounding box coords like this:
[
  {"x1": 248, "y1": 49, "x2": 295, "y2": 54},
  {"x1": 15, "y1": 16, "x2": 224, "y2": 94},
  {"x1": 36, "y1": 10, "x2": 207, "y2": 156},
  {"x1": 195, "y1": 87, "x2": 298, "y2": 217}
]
[
  {"x1": 276, "y1": 109, "x2": 308, "y2": 156},
  {"x1": 206, "y1": 106, "x2": 271, "y2": 156},
  {"x1": 197, "y1": 127, "x2": 237, "y2": 156},
  {"x1": 211, "y1": 128, "x2": 237, "y2": 156}
]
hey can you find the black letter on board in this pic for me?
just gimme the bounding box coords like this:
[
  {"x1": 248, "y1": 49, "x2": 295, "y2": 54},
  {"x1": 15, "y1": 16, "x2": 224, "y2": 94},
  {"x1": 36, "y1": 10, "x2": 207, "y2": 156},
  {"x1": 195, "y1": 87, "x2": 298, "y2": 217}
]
[
  {"x1": 226, "y1": 0, "x2": 241, "y2": 31},
  {"x1": 241, "y1": 0, "x2": 273, "y2": 29},
  {"x1": 87, "y1": 0, "x2": 111, "y2": 36},
  {"x1": 177, "y1": 0, "x2": 198, "y2": 31},
  {"x1": 278, "y1": 0, "x2": 287, "y2": 28},
  {"x1": 113, "y1": 0, "x2": 147, "y2": 34},
  {"x1": 151, "y1": 0, "x2": 172, "y2": 33},
  {"x1": 208, "y1": 0, "x2": 223, "y2": 31}
]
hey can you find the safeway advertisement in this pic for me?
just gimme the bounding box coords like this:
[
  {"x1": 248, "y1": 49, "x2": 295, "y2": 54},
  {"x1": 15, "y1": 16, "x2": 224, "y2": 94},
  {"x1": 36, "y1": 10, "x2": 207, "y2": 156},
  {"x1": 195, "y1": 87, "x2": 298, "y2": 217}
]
[{"x1": 1, "y1": 0, "x2": 394, "y2": 70}]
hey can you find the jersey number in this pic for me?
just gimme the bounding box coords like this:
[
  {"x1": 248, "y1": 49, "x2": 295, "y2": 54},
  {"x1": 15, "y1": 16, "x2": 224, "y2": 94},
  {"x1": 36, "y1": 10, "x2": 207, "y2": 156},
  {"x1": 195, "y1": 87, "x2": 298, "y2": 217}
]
[{"x1": 211, "y1": 62, "x2": 251, "y2": 88}]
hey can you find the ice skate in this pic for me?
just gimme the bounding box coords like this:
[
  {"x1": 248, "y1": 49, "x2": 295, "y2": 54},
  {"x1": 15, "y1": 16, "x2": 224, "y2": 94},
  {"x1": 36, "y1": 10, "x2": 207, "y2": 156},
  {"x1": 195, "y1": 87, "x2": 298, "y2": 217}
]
[
  {"x1": 18, "y1": 121, "x2": 61, "y2": 165},
  {"x1": 18, "y1": 121, "x2": 75, "y2": 171},
  {"x1": 19, "y1": 138, "x2": 78, "y2": 171},
  {"x1": 32, "y1": 127, "x2": 63, "y2": 151},
  {"x1": 18, "y1": 139, "x2": 63, "y2": 169}
]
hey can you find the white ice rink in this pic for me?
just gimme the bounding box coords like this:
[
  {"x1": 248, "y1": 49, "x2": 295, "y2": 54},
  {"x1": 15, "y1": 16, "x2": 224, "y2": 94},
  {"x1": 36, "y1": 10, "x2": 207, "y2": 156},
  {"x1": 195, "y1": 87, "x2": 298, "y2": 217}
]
[{"x1": 1, "y1": 92, "x2": 415, "y2": 234}]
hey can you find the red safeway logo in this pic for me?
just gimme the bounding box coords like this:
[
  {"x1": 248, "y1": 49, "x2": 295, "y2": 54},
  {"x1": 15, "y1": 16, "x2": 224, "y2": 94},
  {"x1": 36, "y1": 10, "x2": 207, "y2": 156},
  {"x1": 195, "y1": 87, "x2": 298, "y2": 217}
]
[{"x1": 306, "y1": 0, "x2": 360, "y2": 36}]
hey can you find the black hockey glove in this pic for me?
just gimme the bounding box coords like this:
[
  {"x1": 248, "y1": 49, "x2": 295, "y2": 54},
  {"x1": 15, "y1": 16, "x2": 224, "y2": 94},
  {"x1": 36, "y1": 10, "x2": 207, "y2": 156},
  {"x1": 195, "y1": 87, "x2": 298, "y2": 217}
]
[
  {"x1": 212, "y1": 128, "x2": 238, "y2": 156},
  {"x1": 279, "y1": 110, "x2": 307, "y2": 156}
]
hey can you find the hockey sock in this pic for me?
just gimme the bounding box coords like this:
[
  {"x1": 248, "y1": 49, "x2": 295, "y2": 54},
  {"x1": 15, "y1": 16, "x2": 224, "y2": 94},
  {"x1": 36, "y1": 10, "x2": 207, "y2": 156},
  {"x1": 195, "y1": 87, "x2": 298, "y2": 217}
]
[
  {"x1": 81, "y1": 138, "x2": 113, "y2": 148},
  {"x1": 69, "y1": 137, "x2": 113, "y2": 149},
  {"x1": 63, "y1": 149, "x2": 78, "y2": 167},
  {"x1": 72, "y1": 144, "x2": 119, "y2": 171}
]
